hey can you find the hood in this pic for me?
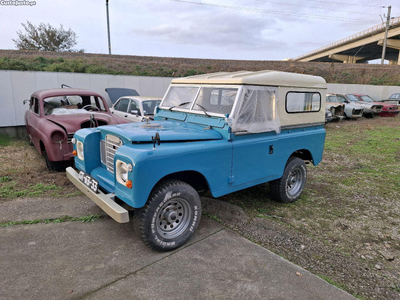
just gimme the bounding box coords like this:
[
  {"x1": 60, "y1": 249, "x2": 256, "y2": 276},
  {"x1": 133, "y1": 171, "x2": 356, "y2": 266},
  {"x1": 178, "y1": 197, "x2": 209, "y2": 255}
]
[
  {"x1": 46, "y1": 112, "x2": 117, "y2": 133},
  {"x1": 344, "y1": 102, "x2": 363, "y2": 110},
  {"x1": 373, "y1": 101, "x2": 395, "y2": 108},
  {"x1": 99, "y1": 120, "x2": 223, "y2": 143},
  {"x1": 105, "y1": 88, "x2": 139, "y2": 104},
  {"x1": 326, "y1": 102, "x2": 343, "y2": 108}
]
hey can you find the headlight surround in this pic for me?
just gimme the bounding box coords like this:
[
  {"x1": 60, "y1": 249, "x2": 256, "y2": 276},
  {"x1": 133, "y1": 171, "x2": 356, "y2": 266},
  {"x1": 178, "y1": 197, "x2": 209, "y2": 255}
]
[
  {"x1": 51, "y1": 130, "x2": 65, "y2": 143},
  {"x1": 116, "y1": 160, "x2": 133, "y2": 186},
  {"x1": 77, "y1": 141, "x2": 84, "y2": 160}
]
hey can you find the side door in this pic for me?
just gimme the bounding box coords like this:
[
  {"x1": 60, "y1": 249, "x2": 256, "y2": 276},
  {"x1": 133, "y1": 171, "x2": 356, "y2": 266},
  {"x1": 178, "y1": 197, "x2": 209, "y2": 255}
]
[
  {"x1": 230, "y1": 87, "x2": 281, "y2": 187},
  {"x1": 111, "y1": 98, "x2": 130, "y2": 119},
  {"x1": 26, "y1": 97, "x2": 41, "y2": 149},
  {"x1": 127, "y1": 100, "x2": 143, "y2": 122}
]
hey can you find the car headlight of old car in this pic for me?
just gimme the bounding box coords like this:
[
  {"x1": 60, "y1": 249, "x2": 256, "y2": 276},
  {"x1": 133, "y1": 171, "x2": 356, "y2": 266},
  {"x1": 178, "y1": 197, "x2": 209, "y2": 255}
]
[
  {"x1": 76, "y1": 141, "x2": 84, "y2": 160},
  {"x1": 116, "y1": 160, "x2": 133, "y2": 188},
  {"x1": 51, "y1": 130, "x2": 65, "y2": 143}
]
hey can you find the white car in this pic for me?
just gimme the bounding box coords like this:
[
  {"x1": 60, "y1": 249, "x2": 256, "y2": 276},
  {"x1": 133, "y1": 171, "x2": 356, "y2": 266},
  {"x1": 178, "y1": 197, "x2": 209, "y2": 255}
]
[
  {"x1": 110, "y1": 96, "x2": 162, "y2": 122},
  {"x1": 326, "y1": 94, "x2": 364, "y2": 119}
]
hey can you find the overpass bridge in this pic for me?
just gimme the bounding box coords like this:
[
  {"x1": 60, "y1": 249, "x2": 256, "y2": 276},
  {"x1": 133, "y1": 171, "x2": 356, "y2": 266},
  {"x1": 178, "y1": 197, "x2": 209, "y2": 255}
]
[{"x1": 293, "y1": 17, "x2": 400, "y2": 65}]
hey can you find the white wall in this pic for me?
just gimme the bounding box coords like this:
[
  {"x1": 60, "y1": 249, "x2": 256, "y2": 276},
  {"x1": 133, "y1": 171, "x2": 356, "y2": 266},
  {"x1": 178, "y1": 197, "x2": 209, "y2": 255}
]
[
  {"x1": 0, "y1": 70, "x2": 399, "y2": 127},
  {"x1": 0, "y1": 70, "x2": 173, "y2": 127},
  {"x1": 326, "y1": 83, "x2": 399, "y2": 100}
]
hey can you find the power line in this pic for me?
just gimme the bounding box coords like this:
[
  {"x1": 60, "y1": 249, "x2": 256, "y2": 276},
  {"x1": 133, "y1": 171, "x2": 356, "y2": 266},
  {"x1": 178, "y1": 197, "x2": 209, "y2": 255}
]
[
  {"x1": 303, "y1": 0, "x2": 381, "y2": 8},
  {"x1": 170, "y1": 0, "x2": 377, "y2": 23},
  {"x1": 256, "y1": 0, "x2": 378, "y2": 16}
]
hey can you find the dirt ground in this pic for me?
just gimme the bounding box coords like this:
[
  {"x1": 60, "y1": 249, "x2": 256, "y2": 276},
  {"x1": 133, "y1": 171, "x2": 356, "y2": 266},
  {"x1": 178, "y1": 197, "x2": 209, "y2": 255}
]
[{"x1": 1, "y1": 116, "x2": 399, "y2": 299}]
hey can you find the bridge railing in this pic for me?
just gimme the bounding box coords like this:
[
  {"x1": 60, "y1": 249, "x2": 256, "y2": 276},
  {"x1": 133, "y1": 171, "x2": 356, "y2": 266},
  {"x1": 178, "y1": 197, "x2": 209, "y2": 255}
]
[{"x1": 293, "y1": 16, "x2": 400, "y2": 60}]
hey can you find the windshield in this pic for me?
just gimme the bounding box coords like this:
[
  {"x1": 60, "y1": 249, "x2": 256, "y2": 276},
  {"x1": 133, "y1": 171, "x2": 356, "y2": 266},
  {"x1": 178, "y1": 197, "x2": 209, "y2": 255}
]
[
  {"x1": 389, "y1": 93, "x2": 400, "y2": 99},
  {"x1": 161, "y1": 85, "x2": 239, "y2": 115},
  {"x1": 361, "y1": 95, "x2": 375, "y2": 102},
  {"x1": 142, "y1": 100, "x2": 161, "y2": 115},
  {"x1": 336, "y1": 95, "x2": 346, "y2": 103},
  {"x1": 162, "y1": 87, "x2": 199, "y2": 109},
  {"x1": 43, "y1": 95, "x2": 106, "y2": 115},
  {"x1": 346, "y1": 94, "x2": 359, "y2": 101},
  {"x1": 327, "y1": 96, "x2": 338, "y2": 102}
]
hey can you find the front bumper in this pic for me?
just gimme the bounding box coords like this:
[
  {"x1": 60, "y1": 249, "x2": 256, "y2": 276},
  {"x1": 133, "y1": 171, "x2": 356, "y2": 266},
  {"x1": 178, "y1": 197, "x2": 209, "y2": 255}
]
[
  {"x1": 66, "y1": 167, "x2": 129, "y2": 223},
  {"x1": 379, "y1": 110, "x2": 400, "y2": 117}
]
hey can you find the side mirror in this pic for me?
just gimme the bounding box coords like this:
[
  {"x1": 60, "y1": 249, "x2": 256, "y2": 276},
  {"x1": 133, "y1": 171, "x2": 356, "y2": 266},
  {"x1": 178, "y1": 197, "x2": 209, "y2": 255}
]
[
  {"x1": 23, "y1": 99, "x2": 31, "y2": 105},
  {"x1": 131, "y1": 110, "x2": 139, "y2": 116}
]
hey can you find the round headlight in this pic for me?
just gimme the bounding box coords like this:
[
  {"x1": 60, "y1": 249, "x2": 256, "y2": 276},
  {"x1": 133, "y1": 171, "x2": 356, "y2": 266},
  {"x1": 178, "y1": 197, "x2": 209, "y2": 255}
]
[
  {"x1": 51, "y1": 130, "x2": 65, "y2": 143},
  {"x1": 77, "y1": 141, "x2": 84, "y2": 160},
  {"x1": 116, "y1": 160, "x2": 133, "y2": 186}
]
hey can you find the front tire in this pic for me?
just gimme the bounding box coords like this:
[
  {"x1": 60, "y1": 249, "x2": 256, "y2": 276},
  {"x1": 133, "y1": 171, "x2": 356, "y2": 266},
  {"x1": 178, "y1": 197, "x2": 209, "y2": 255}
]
[
  {"x1": 43, "y1": 149, "x2": 65, "y2": 172},
  {"x1": 270, "y1": 157, "x2": 307, "y2": 203},
  {"x1": 134, "y1": 180, "x2": 201, "y2": 251}
]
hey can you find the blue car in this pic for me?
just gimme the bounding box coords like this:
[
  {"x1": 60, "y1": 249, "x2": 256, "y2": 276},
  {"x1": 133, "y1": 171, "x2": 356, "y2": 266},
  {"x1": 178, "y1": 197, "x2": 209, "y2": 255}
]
[{"x1": 67, "y1": 70, "x2": 327, "y2": 251}]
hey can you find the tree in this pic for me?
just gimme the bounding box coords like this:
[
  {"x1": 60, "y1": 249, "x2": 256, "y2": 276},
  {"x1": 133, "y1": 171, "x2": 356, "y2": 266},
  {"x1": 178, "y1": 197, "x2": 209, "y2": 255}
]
[{"x1": 13, "y1": 21, "x2": 81, "y2": 52}]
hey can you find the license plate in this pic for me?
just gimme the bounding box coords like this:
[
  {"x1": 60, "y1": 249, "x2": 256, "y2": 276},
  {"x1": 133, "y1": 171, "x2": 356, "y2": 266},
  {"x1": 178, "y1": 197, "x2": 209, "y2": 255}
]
[{"x1": 78, "y1": 171, "x2": 99, "y2": 193}]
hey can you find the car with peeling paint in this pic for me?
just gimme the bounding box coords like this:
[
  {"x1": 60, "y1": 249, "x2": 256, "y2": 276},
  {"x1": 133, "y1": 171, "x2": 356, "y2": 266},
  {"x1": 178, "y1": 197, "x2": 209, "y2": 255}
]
[
  {"x1": 24, "y1": 88, "x2": 128, "y2": 171},
  {"x1": 66, "y1": 70, "x2": 327, "y2": 251},
  {"x1": 325, "y1": 99, "x2": 344, "y2": 122}
]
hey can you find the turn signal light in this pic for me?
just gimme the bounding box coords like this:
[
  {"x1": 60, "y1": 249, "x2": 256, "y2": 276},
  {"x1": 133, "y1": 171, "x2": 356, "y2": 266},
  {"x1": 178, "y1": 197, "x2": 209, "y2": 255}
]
[
  {"x1": 126, "y1": 180, "x2": 132, "y2": 189},
  {"x1": 72, "y1": 150, "x2": 77, "y2": 156}
]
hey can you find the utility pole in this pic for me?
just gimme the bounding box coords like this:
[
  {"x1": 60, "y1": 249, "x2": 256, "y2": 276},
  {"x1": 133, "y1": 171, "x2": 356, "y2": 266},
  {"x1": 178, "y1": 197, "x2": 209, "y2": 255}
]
[
  {"x1": 381, "y1": 5, "x2": 391, "y2": 65},
  {"x1": 106, "y1": 0, "x2": 112, "y2": 55}
]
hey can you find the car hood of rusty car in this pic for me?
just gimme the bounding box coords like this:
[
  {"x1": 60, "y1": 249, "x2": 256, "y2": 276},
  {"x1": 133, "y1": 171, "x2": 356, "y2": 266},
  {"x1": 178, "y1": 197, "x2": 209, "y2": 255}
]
[
  {"x1": 46, "y1": 112, "x2": 118, "y2": 133},
  {"x1": 99, "y1": 120, "x2": 223, "y2": 143}
]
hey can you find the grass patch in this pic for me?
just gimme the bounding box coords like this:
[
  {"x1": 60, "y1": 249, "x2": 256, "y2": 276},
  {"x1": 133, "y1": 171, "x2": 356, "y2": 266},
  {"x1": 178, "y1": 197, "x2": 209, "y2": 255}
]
[
  {"x1": 318, "y1": 274, "x2": 348, "y2": 290},
  {"x1": 0, "y1": 215, "x2": 103, "y2": 227},
  {"x1": 0, "y1": 181, "x2": 61, "y2": 198},
  {"x1": 0, "y1": 134, "x2": 12, "y2": 147}
]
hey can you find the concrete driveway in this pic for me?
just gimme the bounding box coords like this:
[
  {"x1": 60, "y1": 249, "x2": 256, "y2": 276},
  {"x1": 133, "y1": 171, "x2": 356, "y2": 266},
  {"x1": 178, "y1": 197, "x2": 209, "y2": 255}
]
[{"x1": 0, "y1": 197, "x2": 355, "y2": 300}]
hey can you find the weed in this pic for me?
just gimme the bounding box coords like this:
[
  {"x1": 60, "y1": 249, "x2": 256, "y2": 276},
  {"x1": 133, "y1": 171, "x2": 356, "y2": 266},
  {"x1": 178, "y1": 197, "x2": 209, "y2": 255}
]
[
  {"x1": 318, "y1": 274, "x2": 347, "y2": 290},
  {"x1": 0, "y1": 215, "x2": 103, "y2": 227},
  {"x1": 0, "y1": 134, "x2": 12, "y2": 147}
]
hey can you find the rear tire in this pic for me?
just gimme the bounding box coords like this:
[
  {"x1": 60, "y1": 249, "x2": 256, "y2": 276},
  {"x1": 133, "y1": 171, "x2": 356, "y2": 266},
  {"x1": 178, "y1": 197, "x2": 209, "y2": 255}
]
[
  {"x1": 270, "y1": 157, "x2": 307, "y2": 203},
  {"x1": 134, "y1": 180, "x2": 201, "y2": 251}
]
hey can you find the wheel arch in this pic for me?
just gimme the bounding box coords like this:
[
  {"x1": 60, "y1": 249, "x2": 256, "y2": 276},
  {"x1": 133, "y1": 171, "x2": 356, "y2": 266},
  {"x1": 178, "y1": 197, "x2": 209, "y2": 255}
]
[
  {"x1": 152, "y1": 170, "x2": 210, "y2": 195},
  {"x1": 289, "y1": 149, "x2": 314, "y2": 165}
]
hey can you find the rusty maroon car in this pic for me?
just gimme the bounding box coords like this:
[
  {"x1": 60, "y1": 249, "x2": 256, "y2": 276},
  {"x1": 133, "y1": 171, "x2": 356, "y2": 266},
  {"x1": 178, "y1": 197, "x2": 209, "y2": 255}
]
[{"x1": 24, "y1": 88, "x2": 128, "y2": 171}]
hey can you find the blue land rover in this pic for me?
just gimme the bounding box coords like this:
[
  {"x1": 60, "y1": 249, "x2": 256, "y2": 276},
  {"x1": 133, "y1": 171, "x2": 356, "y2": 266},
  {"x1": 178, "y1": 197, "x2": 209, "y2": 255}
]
[{"x1": 67, "y1": 70, "x2": 326, "y2": 251}]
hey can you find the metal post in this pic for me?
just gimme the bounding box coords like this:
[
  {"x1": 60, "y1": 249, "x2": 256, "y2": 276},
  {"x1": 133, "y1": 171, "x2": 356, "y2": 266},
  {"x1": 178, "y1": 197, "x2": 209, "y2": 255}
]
[
  {"x1": 106, "y1": 0, "x2": 112, "y2": 55},
  {"x1": 381, "y1": 5, "x2": 391, "y2": 65}
]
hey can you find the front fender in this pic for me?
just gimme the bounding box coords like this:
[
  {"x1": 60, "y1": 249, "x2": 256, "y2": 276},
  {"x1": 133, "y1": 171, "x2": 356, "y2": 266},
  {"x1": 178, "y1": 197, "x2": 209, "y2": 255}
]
[{"x1": 114, "y1": 140, "x2": 232, "y2": 208}]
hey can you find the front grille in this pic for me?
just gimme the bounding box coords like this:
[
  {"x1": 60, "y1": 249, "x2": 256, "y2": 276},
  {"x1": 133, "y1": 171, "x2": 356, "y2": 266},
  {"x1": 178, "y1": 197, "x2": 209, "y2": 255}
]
[
  {"x1": 67, "y1": 133, "x2": 74, "y2": 143},
  {"x1": 101, "y1": 135, "x2": 123, "y2": 173}
]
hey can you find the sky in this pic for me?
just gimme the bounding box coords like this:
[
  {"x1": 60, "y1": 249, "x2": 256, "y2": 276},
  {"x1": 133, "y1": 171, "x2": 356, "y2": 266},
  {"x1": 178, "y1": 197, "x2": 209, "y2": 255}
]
[{"x1": 0, "y1": 0, "x2": 397, "y2": 61}]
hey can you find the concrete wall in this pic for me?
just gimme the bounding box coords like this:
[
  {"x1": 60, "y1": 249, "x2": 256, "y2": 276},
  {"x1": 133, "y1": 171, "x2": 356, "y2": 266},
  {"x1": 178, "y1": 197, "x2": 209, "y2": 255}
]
[
  {"x1": 1, "y1": 70, "x2": 399, "y2": 130},
  {"x1": 0, "y1": 70, "x2": 173, "y2": 127},
  {"x1": 326, "y1": 83, "x2": 399, "y2": 100}
]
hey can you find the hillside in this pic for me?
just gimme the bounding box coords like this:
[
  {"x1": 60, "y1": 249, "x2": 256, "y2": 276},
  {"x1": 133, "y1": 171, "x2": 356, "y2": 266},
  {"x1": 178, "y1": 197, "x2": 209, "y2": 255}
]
[{"x1": 0, "y1": 50, "x2": 399, "y2": 86}]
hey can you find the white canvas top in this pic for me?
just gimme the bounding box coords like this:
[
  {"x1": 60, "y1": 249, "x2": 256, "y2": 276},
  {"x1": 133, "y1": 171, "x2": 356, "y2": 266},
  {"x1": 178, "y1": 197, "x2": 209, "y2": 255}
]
[{"x1": 172, "y1": 70, "x2": 327, "y2": 89}]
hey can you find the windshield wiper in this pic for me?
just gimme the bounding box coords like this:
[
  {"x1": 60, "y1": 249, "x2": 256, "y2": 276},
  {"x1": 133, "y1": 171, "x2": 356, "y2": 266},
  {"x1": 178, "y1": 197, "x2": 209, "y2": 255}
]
[
  {"x1": 169, "y1": 102, "x2": 191, "y2": 111},
  {"x1": 195, "y1": 103, "x2": 211, "y2": 117}
]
